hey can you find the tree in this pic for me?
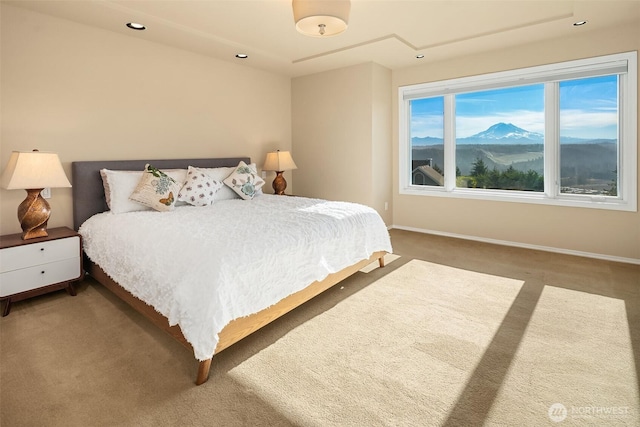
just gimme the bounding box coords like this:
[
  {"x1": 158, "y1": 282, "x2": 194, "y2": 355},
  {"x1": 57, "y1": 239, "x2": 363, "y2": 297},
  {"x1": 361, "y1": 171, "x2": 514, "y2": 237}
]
[
  {"x1": 486, "y1": 168, "x2": 501, "y2": 189},
  {"x1": 470, "y1": 157, "x2": 488, "y2": 177},
  {"x1": 606, "y1": 170, "x2": 618, "y2": 196}
]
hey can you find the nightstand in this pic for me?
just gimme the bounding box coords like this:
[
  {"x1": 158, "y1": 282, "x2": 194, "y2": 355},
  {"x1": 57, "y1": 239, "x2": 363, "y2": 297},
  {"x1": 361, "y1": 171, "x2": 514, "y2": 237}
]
[{"x1": 0, "y1": 227, "x2": 84, "y2": 316}]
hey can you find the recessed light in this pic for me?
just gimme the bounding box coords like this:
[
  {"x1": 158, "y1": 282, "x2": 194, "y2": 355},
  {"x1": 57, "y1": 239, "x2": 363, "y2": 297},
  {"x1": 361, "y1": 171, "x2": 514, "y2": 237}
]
[
  {"x1": 573, "y1": 21, "x2": 587, "y2": 26},
  {"x1": 416, "y1": 54, "x2": 425, "y2": 59},
  {"x1": 235, "y1": 54, "x2": 248, "y2": 59},
  {"x1": 126, "y1": 22, "x2": 146, "y2": 30}
]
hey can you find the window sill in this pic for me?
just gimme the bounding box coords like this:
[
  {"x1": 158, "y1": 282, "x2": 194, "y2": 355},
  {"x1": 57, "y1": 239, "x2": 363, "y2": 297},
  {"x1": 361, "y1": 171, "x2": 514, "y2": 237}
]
[{"x1": 399, "y1": 186, "x2": 637, "y2": 212}]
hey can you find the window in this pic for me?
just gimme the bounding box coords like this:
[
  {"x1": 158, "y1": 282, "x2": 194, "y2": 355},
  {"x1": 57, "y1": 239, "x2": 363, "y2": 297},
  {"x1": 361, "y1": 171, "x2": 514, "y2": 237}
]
[
  {"x1": 399, "y1": 52, "x2": 637, "y2": 211},
  {"x1": 559, "y1": 75, "x2": 619, "y2": 196}
]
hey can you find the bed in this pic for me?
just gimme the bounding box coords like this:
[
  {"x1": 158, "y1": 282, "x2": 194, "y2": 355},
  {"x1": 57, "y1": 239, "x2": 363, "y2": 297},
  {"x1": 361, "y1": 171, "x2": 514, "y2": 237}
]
[{"x1": 72, "y1": 157, "x2": 392, "y2": 385}]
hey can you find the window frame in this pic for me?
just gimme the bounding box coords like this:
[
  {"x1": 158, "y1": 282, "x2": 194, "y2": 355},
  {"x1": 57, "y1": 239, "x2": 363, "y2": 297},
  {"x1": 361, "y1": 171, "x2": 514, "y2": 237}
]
[{"x1": 398, "y1": 52, "x2": 637, "y2": 212}]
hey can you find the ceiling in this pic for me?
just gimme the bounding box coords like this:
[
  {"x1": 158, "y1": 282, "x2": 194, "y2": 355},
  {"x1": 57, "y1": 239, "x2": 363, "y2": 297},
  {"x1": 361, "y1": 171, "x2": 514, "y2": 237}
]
[{"x1": 5, "y1": 0, "x2": 640, "y2": 77}]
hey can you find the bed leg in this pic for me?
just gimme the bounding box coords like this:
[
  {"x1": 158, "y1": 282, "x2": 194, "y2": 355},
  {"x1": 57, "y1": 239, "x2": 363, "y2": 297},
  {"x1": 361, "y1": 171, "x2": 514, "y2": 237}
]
[
  {"x1": 196, "y1": 359, "x2": 212, "y2": 385},
  {"x1": 378, "y1": 255, "x2": 385, "y2": 268}
]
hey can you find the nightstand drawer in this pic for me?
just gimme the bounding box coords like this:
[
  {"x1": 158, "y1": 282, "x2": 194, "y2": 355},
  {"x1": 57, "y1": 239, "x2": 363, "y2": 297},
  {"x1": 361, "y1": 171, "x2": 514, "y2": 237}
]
[
  {"x1": 0, "y1": 257, "x2": 82, "y2": 297},
  {"x1": 0, "y1": 236, "x2": 80, "y2": 273}
]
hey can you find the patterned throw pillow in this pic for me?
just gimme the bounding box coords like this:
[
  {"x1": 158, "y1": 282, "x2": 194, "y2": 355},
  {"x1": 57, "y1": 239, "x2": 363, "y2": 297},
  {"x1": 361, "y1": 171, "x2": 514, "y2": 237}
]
[
  {"x1": 202, "y1": 163, "x2": 263, "y2": 201},
  {"x1": 223, "y1": 161, "x2": 265, "y2": 200},
  {"x1": 129, "y1": 164, "x2": 183, "y2": 211},
  {"x1": 100, "y1": 168, "x2": 187, "y2": 214},
  {"x1": 177, "y1": 166, "x2": 224, "y2": 206}
]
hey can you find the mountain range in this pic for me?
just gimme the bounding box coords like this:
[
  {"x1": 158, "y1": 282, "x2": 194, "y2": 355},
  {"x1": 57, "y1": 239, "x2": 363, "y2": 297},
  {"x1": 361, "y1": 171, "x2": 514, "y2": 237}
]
[{"x1": 412, "y1": 122, "x2": 616, "y2": 146}]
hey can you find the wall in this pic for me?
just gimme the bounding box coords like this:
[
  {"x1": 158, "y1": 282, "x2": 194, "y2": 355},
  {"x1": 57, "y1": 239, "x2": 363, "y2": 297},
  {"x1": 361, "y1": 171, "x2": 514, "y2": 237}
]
[
  {"x1": 0, "y1": 4, "x2": 291, "y2": 235},
  {"x1": 392, "y1": 22, "x2": 640, "y2": 262},
  {"x1": 292, "y1": 62, "x2": 392, "y2": 224},
  {"x1": 371, "y1": 64, "x2": 393, "y2": 226}
]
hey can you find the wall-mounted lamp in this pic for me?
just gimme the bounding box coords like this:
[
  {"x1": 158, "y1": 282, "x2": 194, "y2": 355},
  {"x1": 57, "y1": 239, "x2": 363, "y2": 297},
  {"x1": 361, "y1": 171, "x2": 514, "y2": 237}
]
[
  {"x1": 262, "y1": 150, "x2": 298, "y2": 195},
  {"x1": 292, "y1": 0, "x2": 350, "y2": 37},
  {"x1": 1, "y1": 150, "x2": 71, "y2": 240}
]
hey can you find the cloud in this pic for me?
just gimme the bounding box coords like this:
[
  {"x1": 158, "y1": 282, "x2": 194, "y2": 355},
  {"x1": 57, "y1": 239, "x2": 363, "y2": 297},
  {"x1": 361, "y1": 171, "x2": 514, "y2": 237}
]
[
  {"x1": 559, "y1": 109, "x2": 618, "y2": 138},
  {"x1": 411, "y1": 114, "x2": 443, "y2": 138}
]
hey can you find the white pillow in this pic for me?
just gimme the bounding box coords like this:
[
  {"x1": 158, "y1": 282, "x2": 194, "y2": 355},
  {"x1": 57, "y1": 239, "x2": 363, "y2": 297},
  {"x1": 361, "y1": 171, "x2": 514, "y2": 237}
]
[
  {"x1": 223, "y1": 161, "x2": 265, "y2": 200},
  {"x1": 100, "y1": 168, "x2": 187, "y2": 214},
  {"x1": 177, "y1": 166, "x2": 224, "y2": 207}
]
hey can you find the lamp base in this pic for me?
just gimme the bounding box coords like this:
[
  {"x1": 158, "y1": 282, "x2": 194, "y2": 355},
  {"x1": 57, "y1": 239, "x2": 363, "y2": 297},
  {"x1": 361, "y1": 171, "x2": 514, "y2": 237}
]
[
  {"x1": 18, "y1": 188, "x2": 50, "y2": 240},
  {"x1": 272, "y1": 171, "x2": 287, "y2": 195}
]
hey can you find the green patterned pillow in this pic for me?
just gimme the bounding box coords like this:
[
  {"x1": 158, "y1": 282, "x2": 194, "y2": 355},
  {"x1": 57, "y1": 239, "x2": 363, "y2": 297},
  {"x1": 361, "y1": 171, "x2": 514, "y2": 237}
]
[
  {"x1": 223, "y1": 161, "x2": 265, "y2": 200},
  {"x1": 129, "y1": 164, "x2": 183, "y2": 211}
]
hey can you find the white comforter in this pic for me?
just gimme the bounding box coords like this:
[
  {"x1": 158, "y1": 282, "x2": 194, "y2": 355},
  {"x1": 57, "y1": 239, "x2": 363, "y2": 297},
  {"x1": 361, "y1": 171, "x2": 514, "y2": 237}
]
[{"x1": 80, "y1": 194, "x2": 392, "y2": 360}]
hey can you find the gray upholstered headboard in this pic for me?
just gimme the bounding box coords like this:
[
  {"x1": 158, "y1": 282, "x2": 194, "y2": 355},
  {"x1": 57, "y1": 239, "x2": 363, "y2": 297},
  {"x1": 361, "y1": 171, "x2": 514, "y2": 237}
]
[{"x1": 71, "y1": 157, "x2": 250, "y2": 231}]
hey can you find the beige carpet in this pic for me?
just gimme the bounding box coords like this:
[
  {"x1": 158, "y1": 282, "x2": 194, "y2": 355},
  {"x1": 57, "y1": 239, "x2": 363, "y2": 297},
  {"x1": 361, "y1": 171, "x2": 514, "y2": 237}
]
[{"x1": 1, "y1": 233, "x2": 639, "y2": 426}]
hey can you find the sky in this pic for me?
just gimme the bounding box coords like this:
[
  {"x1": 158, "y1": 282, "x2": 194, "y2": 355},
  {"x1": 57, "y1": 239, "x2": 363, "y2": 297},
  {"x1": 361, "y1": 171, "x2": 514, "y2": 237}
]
[{"x1": 410, "y1": 75, "x2": 618, "y2": 140}]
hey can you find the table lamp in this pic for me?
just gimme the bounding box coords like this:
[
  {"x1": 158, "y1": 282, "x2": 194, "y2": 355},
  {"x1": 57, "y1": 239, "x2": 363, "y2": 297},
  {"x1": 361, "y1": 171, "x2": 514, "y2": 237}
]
[
  {"x1": 1, "y1": 150, "x2": 72, "y2": 240},
  {"x1": 262, "y1": 150, "x2": 298, "y2": 195}
]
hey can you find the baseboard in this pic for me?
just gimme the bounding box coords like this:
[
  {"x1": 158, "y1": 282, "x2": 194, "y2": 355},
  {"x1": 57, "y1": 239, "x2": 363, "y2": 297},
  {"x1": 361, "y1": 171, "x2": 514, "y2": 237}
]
[{"x1": 390, "y1": 225, "x2": 640, "y2": 266}]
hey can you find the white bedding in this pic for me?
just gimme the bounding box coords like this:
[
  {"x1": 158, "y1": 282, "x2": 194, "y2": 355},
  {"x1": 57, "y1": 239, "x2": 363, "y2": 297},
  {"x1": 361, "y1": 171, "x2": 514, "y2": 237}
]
[{"x1": 80, "y1": 194, "x2": 392, "y2": 360}]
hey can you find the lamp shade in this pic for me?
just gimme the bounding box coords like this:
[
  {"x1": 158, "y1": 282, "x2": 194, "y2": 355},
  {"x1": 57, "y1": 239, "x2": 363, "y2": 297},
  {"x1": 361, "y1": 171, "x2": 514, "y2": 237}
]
[
  {"x1": 1, "y1": 150, "x2": 71, "y2": 190},
  {"x1": 263, "y1": 151, "x2": 298, "y2": 172},
  {"x1": 292, "y1": 0, "x2": 350, "y2": 37}
]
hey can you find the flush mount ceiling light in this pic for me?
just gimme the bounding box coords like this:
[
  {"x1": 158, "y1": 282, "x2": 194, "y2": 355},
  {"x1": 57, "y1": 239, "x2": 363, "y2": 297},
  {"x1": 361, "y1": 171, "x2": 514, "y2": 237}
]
[
  {"x1": 126, "y1": 22, "x2": 146, "y2": 30},
  {"x1": 292, "y1": 0, "x2": 350, "y2": 37}
]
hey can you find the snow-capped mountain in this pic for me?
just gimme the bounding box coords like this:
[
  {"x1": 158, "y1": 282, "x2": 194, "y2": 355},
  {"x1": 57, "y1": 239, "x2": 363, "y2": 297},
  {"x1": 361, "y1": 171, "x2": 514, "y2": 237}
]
[
  {"x1": 461, "y1": 122, "x2": 544, "y2": 143},
  {"x1": 412, "y1": 122, "x2": 544, "y2": 146},
  {"x1": 411, "y1": 122, "x2": 614, "y2": 145}
]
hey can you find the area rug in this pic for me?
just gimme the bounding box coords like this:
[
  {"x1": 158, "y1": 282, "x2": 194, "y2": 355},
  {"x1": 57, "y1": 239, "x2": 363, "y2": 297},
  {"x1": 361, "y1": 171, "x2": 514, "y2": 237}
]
[{"x1": 228, "y1": 259, "x2": 639, "y2": 426}]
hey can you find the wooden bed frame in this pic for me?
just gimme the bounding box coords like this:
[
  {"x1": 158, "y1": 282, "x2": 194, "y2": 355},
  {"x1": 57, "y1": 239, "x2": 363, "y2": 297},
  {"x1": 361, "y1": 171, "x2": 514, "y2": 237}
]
[{"x1": 72, "y1": 158, "x2": 386, "y2": 385}]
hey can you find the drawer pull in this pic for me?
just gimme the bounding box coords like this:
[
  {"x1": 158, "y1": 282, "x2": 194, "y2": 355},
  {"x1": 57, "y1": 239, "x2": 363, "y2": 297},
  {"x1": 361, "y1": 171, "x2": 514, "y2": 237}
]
[
  {"x1": 41, "y1": 271, "x2": 45, "y2": 274},
  {"x1": 40, "y1": 248, "x2": 45, "y2": 251}
]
